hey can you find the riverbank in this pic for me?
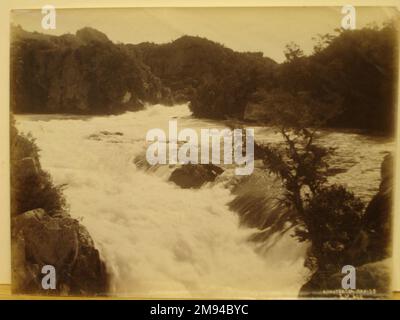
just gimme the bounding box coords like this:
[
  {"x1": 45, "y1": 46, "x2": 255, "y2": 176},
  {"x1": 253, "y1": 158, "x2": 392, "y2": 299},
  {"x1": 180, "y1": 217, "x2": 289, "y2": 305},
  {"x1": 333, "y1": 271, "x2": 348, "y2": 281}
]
[{"x1": 11, "y1": 120, "x2": 108, "y2": 295}]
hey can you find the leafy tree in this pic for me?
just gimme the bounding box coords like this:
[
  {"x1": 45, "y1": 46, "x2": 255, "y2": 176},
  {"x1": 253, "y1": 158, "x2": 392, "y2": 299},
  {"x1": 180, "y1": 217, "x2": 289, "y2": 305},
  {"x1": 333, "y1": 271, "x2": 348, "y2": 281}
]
[
  {"x1": 258, "y1": 90, "x2": 365, "y2": 272},
  {"x1": 283, "y1": 42, "x2": 304, "y2": 61}
]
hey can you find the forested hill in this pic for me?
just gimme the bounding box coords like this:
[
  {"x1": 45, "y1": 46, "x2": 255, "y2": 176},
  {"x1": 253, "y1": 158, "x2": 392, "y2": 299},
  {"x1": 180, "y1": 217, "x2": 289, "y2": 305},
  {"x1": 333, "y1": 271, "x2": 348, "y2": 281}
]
[
  {"x1": 11, "y1": 24, "x2": 397, "y2": 135},
  {"x1": 11, "y1": 26, "x2": 173, "y2": 114},
  {"x1": 128, "y1": 36, "x2": 277, "y2": 119}
]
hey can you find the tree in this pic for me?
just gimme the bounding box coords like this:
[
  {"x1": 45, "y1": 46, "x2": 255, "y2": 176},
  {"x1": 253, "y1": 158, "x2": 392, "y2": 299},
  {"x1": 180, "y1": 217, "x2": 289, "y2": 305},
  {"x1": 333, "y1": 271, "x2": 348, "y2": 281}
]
[
  {"x1": 303, "y1": 185, "x2": 364, "y2": 271},
  {"x1": 283, "y1": 42, "x2": 304, "y2": 61},
  {"x1": 259, "y1": 89, "x2": 365, "y2": 272},
  {"x1": 278, "y1": 24, "x2": 397, "y2": 135}
]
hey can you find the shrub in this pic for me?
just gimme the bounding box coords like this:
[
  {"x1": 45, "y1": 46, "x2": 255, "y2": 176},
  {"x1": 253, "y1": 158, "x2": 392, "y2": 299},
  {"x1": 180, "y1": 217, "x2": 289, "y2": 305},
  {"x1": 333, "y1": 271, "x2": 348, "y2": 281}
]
[
  {"x1": 300, "y1": 185, "x2": 364, "y2": 271},
  {"x1": 10, "y1": 118, "x2": 66, "y2": 216}
]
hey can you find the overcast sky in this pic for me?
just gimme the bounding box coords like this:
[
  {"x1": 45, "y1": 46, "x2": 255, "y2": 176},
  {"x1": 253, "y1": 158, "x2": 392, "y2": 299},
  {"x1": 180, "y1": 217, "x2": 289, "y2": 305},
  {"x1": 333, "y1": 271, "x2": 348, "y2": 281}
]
[{"x1": 11, "y1": 6, "x2": 398, "y2": 62}]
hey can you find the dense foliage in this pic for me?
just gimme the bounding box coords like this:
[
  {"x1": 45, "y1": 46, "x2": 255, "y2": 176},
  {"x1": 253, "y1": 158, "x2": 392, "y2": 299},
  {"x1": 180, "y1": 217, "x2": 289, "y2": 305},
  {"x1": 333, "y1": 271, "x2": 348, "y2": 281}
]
[
  {"x1": 274, "y1": 24, "x2": 398, "y2": 134},
  {"x1": 132, "y1": 36, "x2": 277, "y2": 119},
  {"x1": 11, "y1": 26, "x2": 171, "y2": 114},
  {"x1": 10, "y1": 118, "x2": 66, "y2": 216},
  {"x1": 304, "y1": 185, "x2": 364, "y2": 270}
]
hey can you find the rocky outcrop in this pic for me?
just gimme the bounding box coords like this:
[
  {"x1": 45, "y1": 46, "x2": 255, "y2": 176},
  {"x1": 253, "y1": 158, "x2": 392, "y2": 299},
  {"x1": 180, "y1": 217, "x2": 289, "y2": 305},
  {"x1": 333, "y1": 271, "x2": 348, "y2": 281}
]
[
  {"x1": 299, "y1": 259, "x2": 391, "y2": 299},
  {"x1": 169, "y1": 164, "x2": 224, "y2": 189},
  {"x1": 361, "y1": 153, "x2": 393, "y2": 261},
  {"x1": 12, "y1": 208, "x2": 108, "y2": 296}
]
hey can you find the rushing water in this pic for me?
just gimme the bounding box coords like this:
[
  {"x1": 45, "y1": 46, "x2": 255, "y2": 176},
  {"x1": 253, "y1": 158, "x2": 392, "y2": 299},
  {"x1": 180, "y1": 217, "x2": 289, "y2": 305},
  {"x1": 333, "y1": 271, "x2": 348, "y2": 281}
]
[{"x1": 15, "y1": 104, "x2": 394, "y2": 298}]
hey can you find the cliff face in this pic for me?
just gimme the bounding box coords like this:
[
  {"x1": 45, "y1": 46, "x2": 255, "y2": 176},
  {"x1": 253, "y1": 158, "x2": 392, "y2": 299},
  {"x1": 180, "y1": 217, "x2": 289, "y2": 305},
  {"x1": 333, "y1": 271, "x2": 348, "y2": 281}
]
[
  {"x1": 362, "y1": 154, "x2": 393, "y2": 261},
  {"x1": 11, "y1": 26, "x2": 172, "y2": 115}
]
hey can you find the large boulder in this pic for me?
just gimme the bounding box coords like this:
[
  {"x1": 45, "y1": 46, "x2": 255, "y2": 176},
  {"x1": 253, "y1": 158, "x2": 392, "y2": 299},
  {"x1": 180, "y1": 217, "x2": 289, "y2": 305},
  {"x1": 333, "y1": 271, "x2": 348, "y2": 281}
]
[
  {"x1": 12, "y1": 208, "x2": 108, "y2": 296},
  {"x1": 169, "y1": 164, "x2": 224, "y2": 189},
  {"x1": 361, "y1": 153, "x2": 393, "y2": 261}
]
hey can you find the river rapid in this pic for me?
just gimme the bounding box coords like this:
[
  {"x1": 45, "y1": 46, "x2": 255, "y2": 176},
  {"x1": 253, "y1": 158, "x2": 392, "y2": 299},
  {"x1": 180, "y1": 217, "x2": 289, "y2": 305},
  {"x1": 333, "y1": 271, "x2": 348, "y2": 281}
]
[{"x1": 15, "y1": 104, "x2": 394, "y2": 298}]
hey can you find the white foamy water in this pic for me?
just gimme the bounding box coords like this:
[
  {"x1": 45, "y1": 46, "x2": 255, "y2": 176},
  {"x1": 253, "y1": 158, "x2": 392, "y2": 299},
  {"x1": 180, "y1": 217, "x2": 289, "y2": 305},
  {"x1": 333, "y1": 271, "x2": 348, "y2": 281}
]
[{"x1": 15, "y1": 104, "x2": 393, "y2": 298}]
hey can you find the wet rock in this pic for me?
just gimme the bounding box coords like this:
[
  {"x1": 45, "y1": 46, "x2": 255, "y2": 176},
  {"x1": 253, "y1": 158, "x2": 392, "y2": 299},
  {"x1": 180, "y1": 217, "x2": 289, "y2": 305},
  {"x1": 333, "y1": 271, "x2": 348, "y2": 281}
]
[
  {"x1": 99, "y1": 131, "x2": 123, "y2": 136},
  {"x1": 362, "y1": 153, "x2": 393, "y2": 261},
  {"x1": 12, "y1": 208, "x2": 108, "y2": 296},
  {"x1": 169, "y1": 164, "x2": 224, "y2": 189},
  {"x1": 69, "y1": 225, "x2": 108, "y2": 294}
]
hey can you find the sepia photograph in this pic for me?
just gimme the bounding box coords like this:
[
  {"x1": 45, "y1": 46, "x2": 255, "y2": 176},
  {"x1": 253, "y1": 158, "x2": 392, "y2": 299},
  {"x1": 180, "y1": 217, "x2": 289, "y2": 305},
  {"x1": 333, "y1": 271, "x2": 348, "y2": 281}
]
[{"x1": 7, "y1": 4, "x2": 399, "y2": 299}]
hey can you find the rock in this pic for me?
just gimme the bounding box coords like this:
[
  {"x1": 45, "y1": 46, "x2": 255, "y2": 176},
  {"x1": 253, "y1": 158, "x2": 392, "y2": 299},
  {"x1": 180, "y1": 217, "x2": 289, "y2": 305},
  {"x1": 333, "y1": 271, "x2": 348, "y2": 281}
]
[
  {"x1": 169, "y1": 164, "x2": 224, "y2": 188},
  {"x1": 13, "y1": 209, "x2": 79, "y2": 268},
  {"x1": 69, "y1": 225, "x2": 108, "y2": 295},
  {"x1": 362, "y1": 153, "x2": 393, "y2": 261},
  {"x1": 299, "y1": 259, "x2": 391, "y2": 298},
  {"x1": 12, "y1": 208, "x2": 108, "y2": 295}
]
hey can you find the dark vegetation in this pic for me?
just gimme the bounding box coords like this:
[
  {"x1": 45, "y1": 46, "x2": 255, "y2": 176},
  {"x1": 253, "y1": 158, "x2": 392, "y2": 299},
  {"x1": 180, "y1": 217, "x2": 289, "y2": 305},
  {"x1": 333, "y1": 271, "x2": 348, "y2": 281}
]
[
  {"x1": 11, "y1": 22, "x2": 397, "y2": 135},
  {"x1": 132, "y1": 36, "x2": 277, "y2": 119},
  {"x1": 10, "y1": 117, "x2": 66, "y2": 217},
  {"x1": 11, "y1": 26, "x2": 172, "y2": 115},
  {"x1": 273, "y1": 25, "x2": 398, "y2": 134}
]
